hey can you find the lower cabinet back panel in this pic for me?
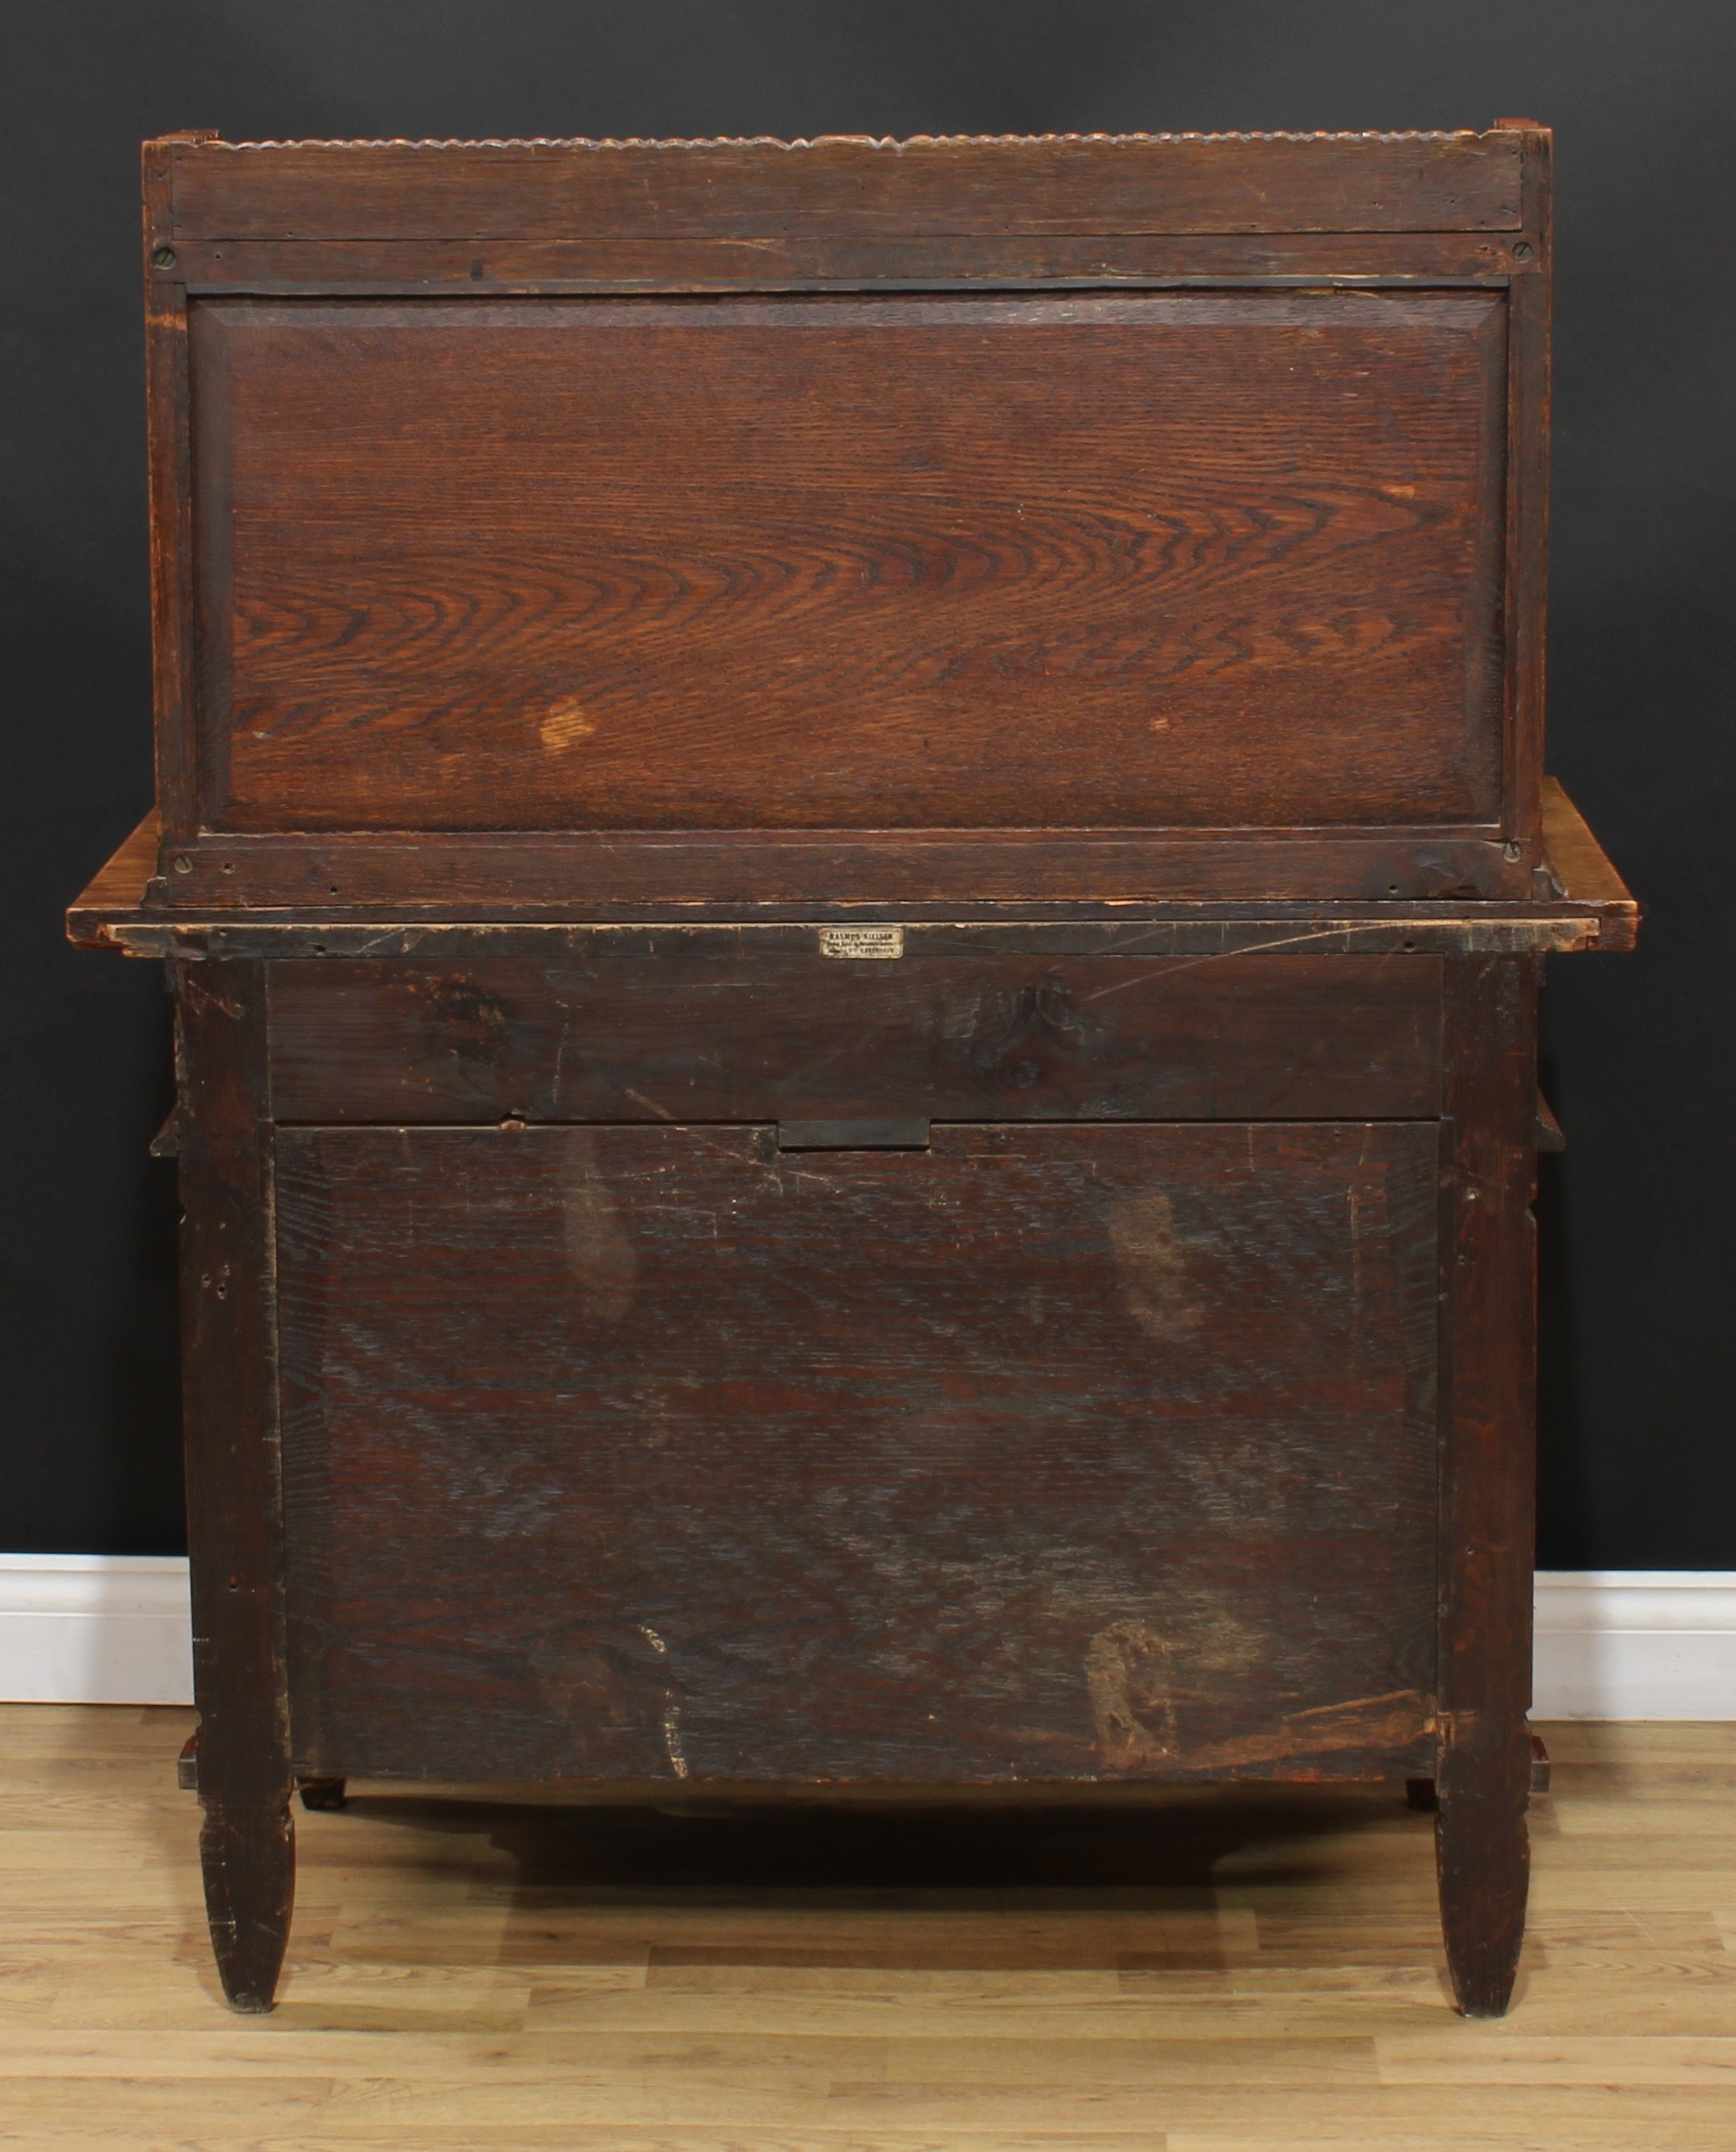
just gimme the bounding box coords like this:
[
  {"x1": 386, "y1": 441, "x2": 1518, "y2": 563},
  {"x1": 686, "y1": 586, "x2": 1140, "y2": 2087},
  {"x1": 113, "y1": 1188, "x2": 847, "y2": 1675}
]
[{"x1": 275, "y1": 1122, "x2": 1440, "y2": 1783}]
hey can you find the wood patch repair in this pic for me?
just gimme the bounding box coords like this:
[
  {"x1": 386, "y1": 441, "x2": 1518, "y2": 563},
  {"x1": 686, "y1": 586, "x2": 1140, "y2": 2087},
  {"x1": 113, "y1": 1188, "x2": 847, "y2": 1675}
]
[
  {"x1": 1087, "y1": 1610, "x2": 1432, "y2": 1774},
  {"x1": 560, "y1": 1137, "x2": 638, "y2": 1321},
  {"x1": 538, "y1": 699, "x2": 597, "y2": 751},
  {"x1": 1106, "y1": 1187, "x2": 1207, "y2": 1342},
  {"x1": 1085, "y1": 1620, "x2": 1178, "y2": 1766}
]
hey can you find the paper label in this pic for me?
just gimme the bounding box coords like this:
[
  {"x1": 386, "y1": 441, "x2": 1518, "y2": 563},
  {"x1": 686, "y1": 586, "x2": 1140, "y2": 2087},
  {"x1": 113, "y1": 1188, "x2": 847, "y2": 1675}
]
[{"x1": 817, "y1": 925, "x2": 905, "y2": 961}]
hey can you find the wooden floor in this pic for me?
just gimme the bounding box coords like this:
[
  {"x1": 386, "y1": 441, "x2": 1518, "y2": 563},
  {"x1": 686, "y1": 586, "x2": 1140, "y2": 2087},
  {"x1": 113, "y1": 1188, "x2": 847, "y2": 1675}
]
[{"x1": 3, "y1": 1709, "x2": 1734, "y2": 2147}]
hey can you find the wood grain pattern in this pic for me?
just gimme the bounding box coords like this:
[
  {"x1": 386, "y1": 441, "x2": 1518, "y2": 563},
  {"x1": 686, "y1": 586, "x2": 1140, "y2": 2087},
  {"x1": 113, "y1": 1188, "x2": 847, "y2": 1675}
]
[
  {"x1": 166, "y1": 131, "x2": 1526, "y2": 242},
  {"x1": 191, "y1": 292, "x2": 1507, "y2": 837},
  {"x1": 123, "y1": 128, "x2": 1558, "y2": 909},
  {"x1": 7, "y1": 1708, "x2": 1734, "y2": 2135},
  {"x1": 275, "y1": 1120, "x2": 1439, "y2": 1786},
  {"x1": 1434, "y1": 956, "x2": 1540, "y2": 2016},
  {"x1": 143, "y1": 141, "x2": 199, "y2": 845},
  {"x1": 265, "y1": 952, "x2": 1442, "y2": 1126},
  {"x1": 1504, "y1": 124, "x2": 1552, "y2": 858},
  {"x1": 60, "y1": 785, "x2": 1640, "y2": 952},
  {"x1": 68, "y1": 128, "x2": 1620, "y2": 2030},
  {"x1": 172, "y1": 958, "x2": 295, "y2": 2011},
  {"x1": 162, "y1": 227, "x2": 1537, "y2": 296},
  {"x1": 1541, "y1": 774, "x2": 1639, "y2": 944},
  {"x1": 152, "y1": 826, "x2": 1531, "y2": 911},
  {"x1": 65, "y1": 809, "x2": 163, "y2": 941}
]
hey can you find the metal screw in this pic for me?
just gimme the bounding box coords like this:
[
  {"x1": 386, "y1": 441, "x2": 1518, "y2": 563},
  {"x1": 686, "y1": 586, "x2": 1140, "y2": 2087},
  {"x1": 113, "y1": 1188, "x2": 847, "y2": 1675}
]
[
  {"x1": 1512, "y1": 241, "x2": 1533, "y2": 261},
  {"x1": 173, "y1": 853, "x2": 193, "y2": 873},
  {"x1": 152, "y1": 245, "x2": 177, "y2": 269},
  {"x1": 1503, "y1": 841, "x2": 1523, "y2": 862}
]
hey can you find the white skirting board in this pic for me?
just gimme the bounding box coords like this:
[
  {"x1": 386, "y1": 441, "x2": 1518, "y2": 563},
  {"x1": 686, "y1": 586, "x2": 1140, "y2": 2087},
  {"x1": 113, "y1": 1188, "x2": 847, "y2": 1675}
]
[
  {"x1": 1532, "y1": 1571, "x2": 1736, "y2": 1721},
  {"x1": 0, "y1": 1556, "x2": 195, "y2": 1706},
  {"x1": 1, "y1": 1560, "x2": 1733, "y2": 1717}
]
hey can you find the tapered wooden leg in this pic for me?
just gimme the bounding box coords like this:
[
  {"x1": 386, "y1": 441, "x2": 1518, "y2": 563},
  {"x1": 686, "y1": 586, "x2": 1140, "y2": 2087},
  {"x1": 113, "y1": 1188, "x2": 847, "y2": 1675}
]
[
  {"x1": 1436, "y1": 960, "x2": 1540, "y2": 2020},
  {"x1": 1436, "y1": 1715, "x2": 1530, "y2": 2017},
  {"x1": 177, "y1": 959, "x2": 296, "y2": 2012},
  {"x1": 198, "y1": 1779, "x2": 295, "y2": 2012}
]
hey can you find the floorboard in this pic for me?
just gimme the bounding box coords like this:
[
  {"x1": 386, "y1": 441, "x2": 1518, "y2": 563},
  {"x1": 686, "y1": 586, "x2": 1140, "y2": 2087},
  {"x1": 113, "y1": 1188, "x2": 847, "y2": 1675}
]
[{"x1": 2, "y1": 1708, "x2": 1732, "y2": 2148}]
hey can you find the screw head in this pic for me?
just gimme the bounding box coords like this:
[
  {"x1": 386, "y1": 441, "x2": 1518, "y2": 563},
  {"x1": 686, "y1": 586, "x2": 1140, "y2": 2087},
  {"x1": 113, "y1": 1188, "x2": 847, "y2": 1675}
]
[
  {"x1": 1503, "y1": 840, "x2": 1523, "y2": 862},
  {"x1": 152, "y1": 245, "x2": 177, "y2": 269},
  {"x1": 1512, "y1": 240, "x2": 1534, "y2": 262},
  {"x1": 173, "y1": 853, "x2": 193, "y2": 873}
]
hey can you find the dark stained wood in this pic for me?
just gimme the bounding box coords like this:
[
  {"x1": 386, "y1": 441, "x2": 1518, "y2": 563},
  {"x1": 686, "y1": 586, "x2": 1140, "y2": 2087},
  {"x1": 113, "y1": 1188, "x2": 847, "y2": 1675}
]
[
  {"x1": 190, "y1": 290, "x2": 1506, "y2": 840},
  {"x1": 265, "y1": 953, "x2": 1442, "y2": 1127},
  {"x1": 173, "y1": 956, "x2": 295, "y2": 2012},
  {"x1": 167, "y1": 132, "x2": 1525, "y2": 242},
  {"x1": 71, "y1": 128, "x2": 1631, "y2": 2020},
  {"x1": 64, "y1": 783, "x2": 1637, "y2": 951},
  {"x1": 777, "y1": 1118, "x2": 931, "y2": 1150},
  {"x1": 1437, "y1": 1727, "x2": 1532, "y2": 2019},
  {"x1": 120, "y1": 128, "x2": 1561, "y2": 911},
  {"x1": 1504, "y1": 125, "x2": 1552, "y2": 862},
  {"x1": 1435, "y1": 956, "x2": 1539, "y2": 2017},
  {"x1": 275, "y1": 1120, "x2": 1440, "y2": 1785},
  {"x1": 148, "y1": 827, "x2": 1532, "y2": 911},
  {"x1": 164, "y1": 228, "x2": 1535, "y2": 296},
  {"x1": 86, "y1": 914, "x2": 1630, "y2": 963},
  {"x1": 297, "y1": 1777, "x2": 347, "y2": 1811},
  {"x1": 1405, "y1": 1732, "x2": 1550, "y2": 1819},
  {"x1": 143, "y1": 143, "x2": 200, "y2": 847}
]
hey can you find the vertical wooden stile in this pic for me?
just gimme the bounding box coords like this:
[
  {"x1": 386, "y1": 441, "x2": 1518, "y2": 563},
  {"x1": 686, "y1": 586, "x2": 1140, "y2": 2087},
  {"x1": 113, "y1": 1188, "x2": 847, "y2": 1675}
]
[
  {"x1": 1499, "y1": 121, "x2": 1553, "y2": 874},
  {"x1": 142, "y1": 135, "x2": 215, "y2": 863}
]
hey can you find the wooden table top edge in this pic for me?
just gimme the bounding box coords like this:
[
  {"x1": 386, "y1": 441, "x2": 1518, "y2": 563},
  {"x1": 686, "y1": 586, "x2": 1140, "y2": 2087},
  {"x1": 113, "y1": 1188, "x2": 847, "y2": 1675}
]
[{"x1": 65, "y1": 783, "x2": 1637, "y2": 956}]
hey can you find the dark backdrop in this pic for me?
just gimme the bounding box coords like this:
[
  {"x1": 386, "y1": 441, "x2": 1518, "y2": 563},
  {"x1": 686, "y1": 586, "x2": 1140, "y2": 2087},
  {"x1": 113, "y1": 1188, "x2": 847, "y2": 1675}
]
[{"x1": 5, "y1": 2, "x2": 1730, "y2": 1562}]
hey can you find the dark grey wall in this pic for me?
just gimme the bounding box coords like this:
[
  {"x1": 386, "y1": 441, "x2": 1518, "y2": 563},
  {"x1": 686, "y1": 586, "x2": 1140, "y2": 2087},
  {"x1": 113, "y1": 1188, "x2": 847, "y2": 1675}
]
[{"x1": 5, "y1": 2, "x2": 1730, "y2": 1561}]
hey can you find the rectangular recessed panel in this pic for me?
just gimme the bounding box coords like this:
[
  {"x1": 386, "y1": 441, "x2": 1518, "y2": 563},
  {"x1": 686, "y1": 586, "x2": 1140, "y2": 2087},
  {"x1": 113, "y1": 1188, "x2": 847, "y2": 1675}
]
[
  {"x1": 276, "y1": 1121, "x2": 1439, "y2": 1783},
  {"x1": 195, "y1": 293, "x2": 1506, "y2": 836}
]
